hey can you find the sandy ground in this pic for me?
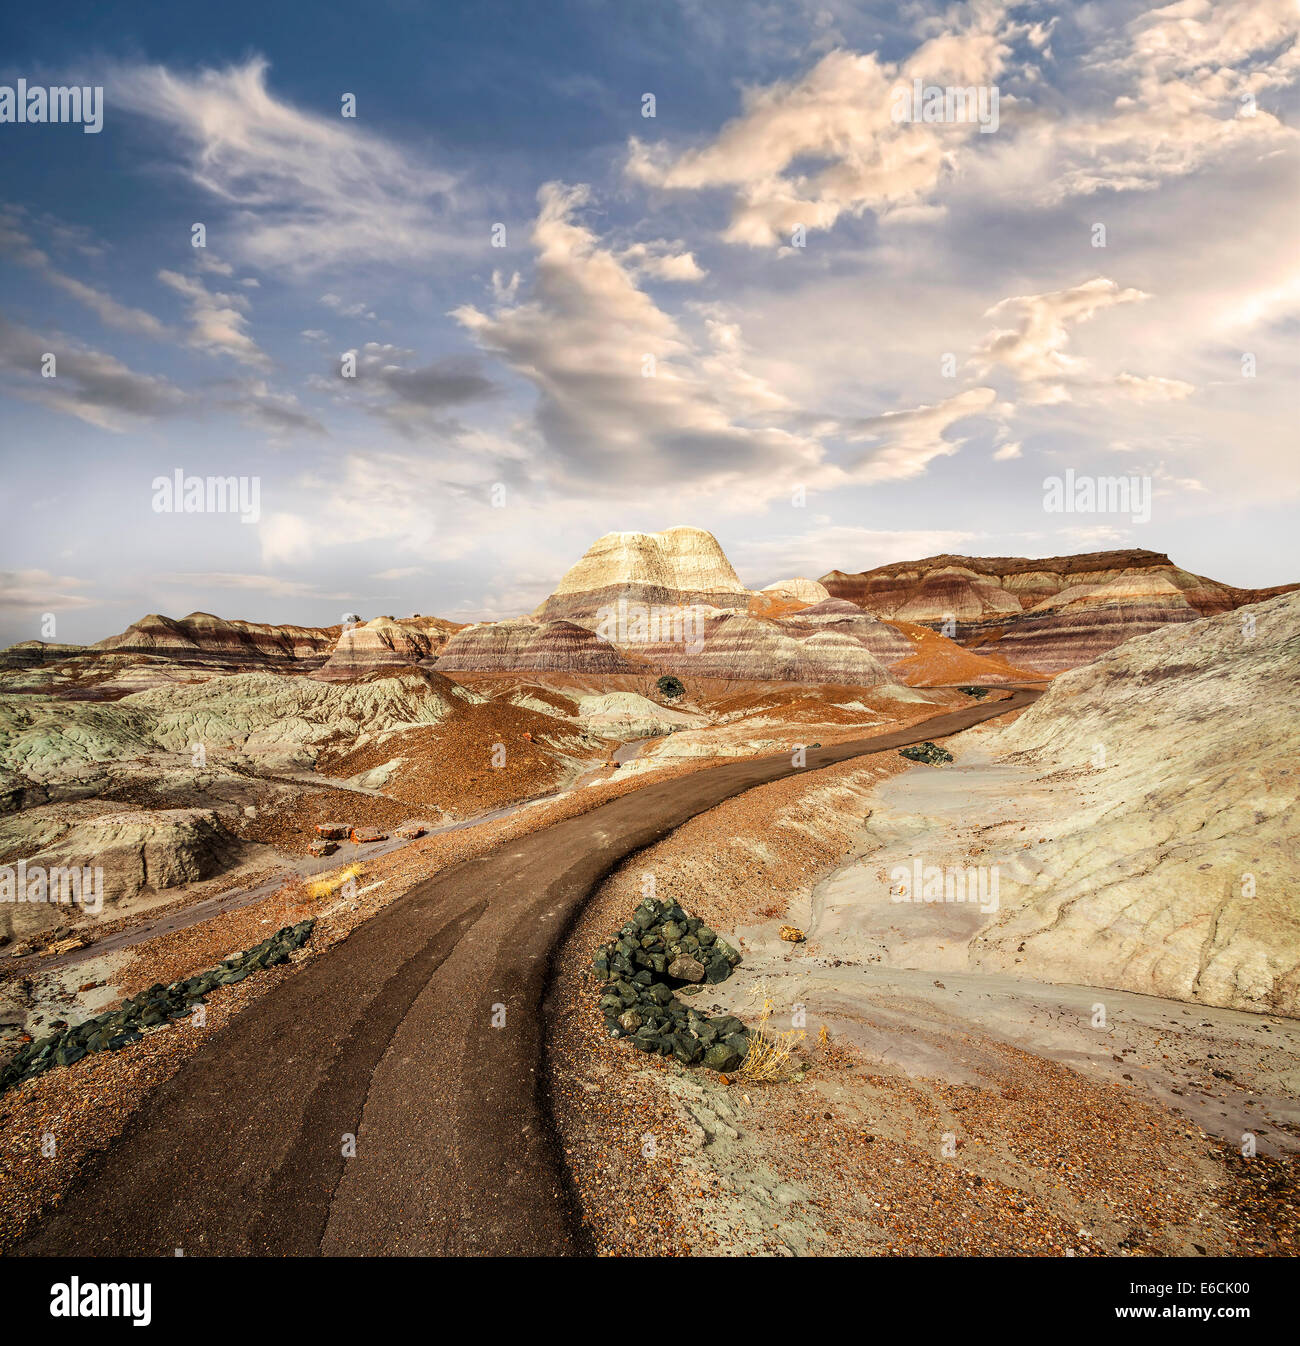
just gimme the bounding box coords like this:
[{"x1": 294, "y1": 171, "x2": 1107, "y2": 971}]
[
  {"x1": 548, "y1": 717, "x2": 1300, "y2": 1256},
  {"x1": 0, "y1": 686, "x2": 943, "y2": 1248}
]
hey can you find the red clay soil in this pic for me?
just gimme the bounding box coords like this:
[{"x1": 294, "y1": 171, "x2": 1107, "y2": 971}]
[{"x1": 884, "y1": 620, "x2": 1048, "y2": 686}]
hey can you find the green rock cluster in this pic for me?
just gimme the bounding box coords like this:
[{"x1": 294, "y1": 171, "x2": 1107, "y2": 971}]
[
  {"x1": 0, "y1": 921, "x2": 314, "y2": 1095},
  {"x1": 956, "y1": 685, "x2": 989, "y2": 699},
  {"x1": 592, "y1": 896, "x2": 749, "y2": 1071},
  {"x1": 899, "y1": 740, "x2": 954, "y2": 765}
]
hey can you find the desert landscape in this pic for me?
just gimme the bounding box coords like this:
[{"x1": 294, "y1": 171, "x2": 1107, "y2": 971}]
[
  {"x1": 1, "y1": 525, "x2": 1297, "y2": 1262},
  {"x1": 3, "y1": 0, "x2": 1298, "y2": 1315}
]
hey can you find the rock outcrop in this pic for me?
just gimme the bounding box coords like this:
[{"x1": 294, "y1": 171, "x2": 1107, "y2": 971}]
[
  {"x1": 0, "y1": 667, "x2": 481, "y2": 783},
  {"x1": 977, "y1": 590, "x2": 1300, "y2": 1013},
  {"x1": 535, "y1": 526, "x2": 750, "y2": 621},
  {"x1": 633, "y1": 610, "x2": 901, "y2": 685},
  {"x1": 93, "y1": 612, "x2": 338, "y2": 667},
  {"x1": 312, "y1": 615, "x2": 460, "y2": 681},
  {"x1": 773, "y1": 599, "x2": 915, "y2": 667},
  {"x1": 0, "y1": 641, "x2": 87, "y2": 671},
  {"x1": 822, "y1": 550, "x2": 1297, "y2": 672},
  {"x1": 436, "y1": 619, "x2": 634, "y2": 674}
]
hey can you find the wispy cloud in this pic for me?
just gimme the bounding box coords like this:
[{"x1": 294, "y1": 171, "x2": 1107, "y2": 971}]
[{"x1": 111, "y1": 56, "x2": 465, "y2": 276}]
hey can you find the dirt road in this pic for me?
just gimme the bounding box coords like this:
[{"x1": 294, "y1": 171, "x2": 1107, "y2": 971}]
[{"x1": 16, "y1": 690, "x2": 1038, "y2": 1256}]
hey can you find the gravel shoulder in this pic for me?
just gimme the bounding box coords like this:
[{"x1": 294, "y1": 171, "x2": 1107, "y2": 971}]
[{"x1": 548, "y1": 715, "x2": 1300, "y2": 1256}]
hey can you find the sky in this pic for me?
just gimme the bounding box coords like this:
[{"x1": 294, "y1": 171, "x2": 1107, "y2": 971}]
[{"x1": 1, "y1": 0, "x2": 1298, "y2": 647}]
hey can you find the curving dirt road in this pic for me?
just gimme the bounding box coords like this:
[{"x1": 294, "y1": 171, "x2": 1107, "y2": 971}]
[{"x1": 16, "y1": 689, "x2": 1038, "y2": 1257}]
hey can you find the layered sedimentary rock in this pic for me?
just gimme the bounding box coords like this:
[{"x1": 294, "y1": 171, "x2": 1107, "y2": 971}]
[
  {"x1": 761, "y1": 578, "x2": 831, "y2": 605},
  {"x1": 0, "y1": 804, "x2": 237, "y2": 937},
  {"x1": 984, "y1": 575, "x2": 1204, "y2": 673},
  {"x1": 0, "y1": 641, "x2": 87, "y2": 671},
  {"x1": 436, "y1": 619, "x2": 634, "y2": 674},
  {"x1": 633, "y1": 610, "x2": 900, "y2": 685},
  {"x1": 773, "y1": 599, "x2": 915, "y2": 667},
  {"x1": 535, "y1": 526, "x2": 750, "y2": 621},
  {"x1": 822, "y1": 550, "x2": 1297, "y2": 672},
  {"x1": 974, "y1": 590, "x2": 1300, "y2": 1014},
  {"x1": 0, "y1": 667, "x2": 480, "y2": 784},
  {"x1": 312, "y1": 615, "x2": 460, "y2": 681},
  {"x1": 93, "y1": 612, "x2": 338, "y2": 667}
]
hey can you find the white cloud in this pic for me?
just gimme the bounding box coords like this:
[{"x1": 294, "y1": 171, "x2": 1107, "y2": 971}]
[
  {"x1": 111, "y1": 57, "x2": 464, "y2": 275},
  {"x1": 0, "y1": 569, "x2": 96, "y2": 612},
  {"x1": 257, "y1": 512, "x2": 315, "y2": 567},
  {"x1": 454, "y1": 182, "x2": 1000, "y2": 502},
  {"x1": 971, "y1": 277, "x2": 1194, "y2": 404},
  {"x1": 158, "y1": 267, "x2": 269, "y2": 368}
]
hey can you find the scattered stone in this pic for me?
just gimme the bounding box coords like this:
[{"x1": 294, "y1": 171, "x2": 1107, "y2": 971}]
[
  {"x1": 899, "y1": 740, "x2": 954, "y2": 766},
  {"x1": 315, "y1": 822, "x2": 351, "y2": 840},
  {"x1": 590, "y1": 895, "x2": 749, "y2": 1072},
  {"x1": 0, "y1": 920, "x2": 315, "y2": 1096},
  {"x1": 307, "y1": 839, "x2": 338, "y2": 858},
  {"x1": 394, "y1": 821, "x2": 428, "y2": 840},
  {"x1": 779, "y1": 925, "x2": 806, "y2": 943},
  {"x1": 350, "y1": 827, "x2": 388, "y2": 844}
]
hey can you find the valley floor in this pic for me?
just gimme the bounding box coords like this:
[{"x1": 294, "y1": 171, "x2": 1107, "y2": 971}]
[{"x1": 547, "y1": 718, "x2": 1300, "y2": 1256}]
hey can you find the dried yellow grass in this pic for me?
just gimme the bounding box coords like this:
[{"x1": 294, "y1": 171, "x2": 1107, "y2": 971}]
[
  {"x1": 305, "y1": 863, "x2": 363, "y2": 901},
  {"x1": 736, "y1": 985, "x2": 806, "y2": 1084}
]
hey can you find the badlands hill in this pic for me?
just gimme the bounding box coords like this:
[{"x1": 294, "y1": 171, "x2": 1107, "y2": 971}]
[
  {"x1": 821, "y1": 549, "x2": 1296, "y2": 673},
  {"x1": 93, "y1": 612, "x2": 340, "y2": 666},
  {"x1": 534, "y1": 525, "x2": 750, "y2": 621},
  {"x1": 975, "y1": 590, "x2": 1300, "y2": 1012}
]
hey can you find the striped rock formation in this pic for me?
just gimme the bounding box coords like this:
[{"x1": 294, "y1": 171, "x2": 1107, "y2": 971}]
[
  {"x1": 436, "y1": 618, "x2": 634, "y2": 674},
  {"x1": 628, "y1": 609, "x2": 901, "y2": 685},
  {"x1": 312, "y1": 616, "x2": 461, "y2": 681},
  {"x1": 0, "y1": 641, "x2": 88, "y2": 671},
  {"x1": 534, "y1": 526, "x2": 750, "y2": 621},
  {"x1": 773, "y1": 599, "x2": 915, "y2": 667},
  {"x1": 822, "y1": 550, "x2": 1297, "y2": 673},
  {"x1": 92, "y1": 612, "x2": 338, "y2": 667}
]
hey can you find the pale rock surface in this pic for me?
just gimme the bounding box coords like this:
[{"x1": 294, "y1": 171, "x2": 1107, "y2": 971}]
[
  {"x1": 812, "y1": 592, "x2": 1300, "y2": 1015},
  {"x1": 760, "y1": 578, "x2": 831, "y2": 605},
  {"x1": 574, "y1": 693, "x2": 707, "y2": 740},
  {"x1": 0, "y1": 806, "x2": 236, "y2": 936},
  {"x1": 0, "y1": 668, "x2": 480, "y2": 782},
  {"x1": 535, "y1": 526, "x2": 749, "y2": 620}
]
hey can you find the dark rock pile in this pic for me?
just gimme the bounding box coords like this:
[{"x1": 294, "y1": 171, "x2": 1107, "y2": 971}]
[
  {"x1": 592, "y1": 896, "x2": 750, "y2": 1071},
  {"x1": 0, "y1": 920, "x2": 314, "y2": 1095},
  {"x1": 899, "y1": 740, "x2": 954, "y2": 765}
]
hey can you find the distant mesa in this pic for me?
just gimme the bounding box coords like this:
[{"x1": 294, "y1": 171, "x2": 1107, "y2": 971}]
[
  {"x1": 92, "y1": 611, "x2": 338, "y2": 667},
  {"x1": 3, "y1": 533, "x2": 1294, "y2": 690},
  {"x1": 534, "y1": 525, "x2": 750, "y2": 622},
  {"x1": 312, "y1": 615, "x2": 461, "y2": 681},
  {"x1": 821, "y1": 550, "x2": 1299, "y2": 673},
  {"x1": 436, "y1": 618, "x2": 634, "y2": 674}
]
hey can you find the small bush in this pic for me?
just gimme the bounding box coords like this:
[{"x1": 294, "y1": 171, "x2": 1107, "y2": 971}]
[
  {"x1": 956, "y1": 685, "x2": 988, "y2": 699},
  {"x1": 655, "y1": 674, "x2": 686, "y2": 700}
]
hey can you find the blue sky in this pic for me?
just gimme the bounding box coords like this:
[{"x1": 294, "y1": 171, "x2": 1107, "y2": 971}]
[{"x1": 2, "y1": 0, "x2": 1298, "y2": 646}]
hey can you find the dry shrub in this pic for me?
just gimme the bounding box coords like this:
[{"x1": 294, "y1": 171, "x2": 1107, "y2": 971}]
[
  {"x1": 306, "y1": 863, "x2": 364, "y2": 901},
  {"x1": 736, "y1": 982, "x2": 805, "y2": 1085}
]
